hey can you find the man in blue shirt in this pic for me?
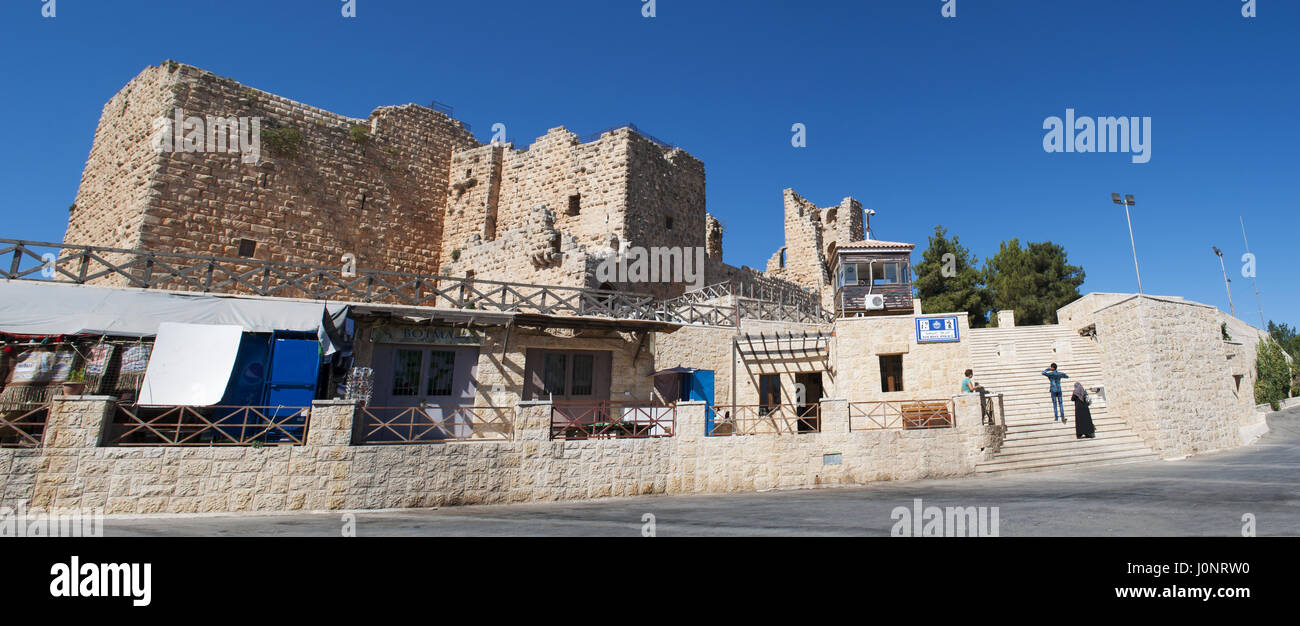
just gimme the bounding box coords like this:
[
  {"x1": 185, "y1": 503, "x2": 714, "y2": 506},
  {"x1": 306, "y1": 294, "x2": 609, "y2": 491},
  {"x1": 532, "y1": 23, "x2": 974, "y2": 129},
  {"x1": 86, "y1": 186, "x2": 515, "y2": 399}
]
[{"x1": 1042, "y1": 363, "x2": 1069, "y2": 422}]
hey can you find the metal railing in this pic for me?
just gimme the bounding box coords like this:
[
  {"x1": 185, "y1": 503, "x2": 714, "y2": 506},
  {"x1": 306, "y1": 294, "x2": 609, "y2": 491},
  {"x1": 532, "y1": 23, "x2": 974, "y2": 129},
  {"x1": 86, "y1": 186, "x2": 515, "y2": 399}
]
[
  {"x1": 849, "y1": 399, "x2": 956, "y2": 431},
  {"x1": 981, "y1": 392, "x2": 1006, "y2": 427},
  {"x1": 357, "y1": 405, "x2": 514, "y2": 444},
  {"x1": 0, "y1": 403, "x2": 49, "y2": 448},
  {"x1": 106, "y1": 404, "x2": 310, "y2": 446},
  {"x1": 707, "y1": 404, "x2": 821, "y2": 436},
  {"x1": 550, "y1": 404, "x2": 675, "y2": 440},
  {"x1": 579, "y1": 123, "x2": 676, "y2": 149}
]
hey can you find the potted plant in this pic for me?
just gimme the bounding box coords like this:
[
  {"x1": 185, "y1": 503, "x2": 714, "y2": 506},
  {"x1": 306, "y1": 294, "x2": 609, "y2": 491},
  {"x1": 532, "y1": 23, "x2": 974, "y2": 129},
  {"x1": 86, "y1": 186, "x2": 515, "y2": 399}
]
[{"x1": 61, "y1": 369, "x2": 87, "y2": 396}]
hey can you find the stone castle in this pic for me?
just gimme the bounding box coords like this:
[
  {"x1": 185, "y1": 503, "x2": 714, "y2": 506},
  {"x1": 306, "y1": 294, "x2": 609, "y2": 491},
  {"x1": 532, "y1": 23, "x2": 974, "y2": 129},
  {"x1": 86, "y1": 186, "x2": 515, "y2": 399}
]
[{"x1": 64, "y1": 61, "x2": 869, "y2": 305}]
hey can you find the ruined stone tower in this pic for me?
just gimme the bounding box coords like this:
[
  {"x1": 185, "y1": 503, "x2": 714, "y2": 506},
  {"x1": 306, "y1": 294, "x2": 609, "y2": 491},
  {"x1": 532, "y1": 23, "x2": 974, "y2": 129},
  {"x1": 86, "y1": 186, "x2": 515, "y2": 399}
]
[{"x1": 765, "y1": 189, "x2": 868, "y2": 304}]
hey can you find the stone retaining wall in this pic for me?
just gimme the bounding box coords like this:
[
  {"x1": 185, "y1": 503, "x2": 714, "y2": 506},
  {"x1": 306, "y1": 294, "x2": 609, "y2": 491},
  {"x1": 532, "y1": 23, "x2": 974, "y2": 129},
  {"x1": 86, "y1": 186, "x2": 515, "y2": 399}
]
[
  {"x1": 1092, "y1": 296, "x2": 1256, "y2": 458},
  {"x1": 0, "y1": 397, "x2": 999, "y2": 515}
]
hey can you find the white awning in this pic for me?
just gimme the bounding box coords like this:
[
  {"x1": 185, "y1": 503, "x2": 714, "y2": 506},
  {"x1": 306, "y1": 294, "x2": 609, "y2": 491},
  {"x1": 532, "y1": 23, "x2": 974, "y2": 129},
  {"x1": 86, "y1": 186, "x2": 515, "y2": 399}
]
[{"x1": 0, "y1": 281, "x2": 348, "y2": 350}]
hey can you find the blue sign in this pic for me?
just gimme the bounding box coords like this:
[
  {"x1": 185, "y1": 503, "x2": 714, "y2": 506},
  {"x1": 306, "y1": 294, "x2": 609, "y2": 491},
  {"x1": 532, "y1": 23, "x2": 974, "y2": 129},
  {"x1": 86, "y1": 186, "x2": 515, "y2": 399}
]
[{"x1": 916, "y1": 316, "x2": 960, "y2": 343}]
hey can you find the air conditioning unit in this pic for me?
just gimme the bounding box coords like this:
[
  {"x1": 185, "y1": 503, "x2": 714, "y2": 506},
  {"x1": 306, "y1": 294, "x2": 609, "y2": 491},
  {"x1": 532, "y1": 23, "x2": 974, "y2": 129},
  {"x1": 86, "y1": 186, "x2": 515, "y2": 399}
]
[{"x1": 865, "y1": 294, "x2": 886, "y2": 310}]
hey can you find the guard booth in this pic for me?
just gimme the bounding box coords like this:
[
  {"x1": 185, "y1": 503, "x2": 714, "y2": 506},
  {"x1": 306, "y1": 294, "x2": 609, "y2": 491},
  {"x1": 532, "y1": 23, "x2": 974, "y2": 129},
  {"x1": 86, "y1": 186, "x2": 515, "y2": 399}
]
[{"x1": 651, "y1": 367, "x2": 715, "y2": 434}]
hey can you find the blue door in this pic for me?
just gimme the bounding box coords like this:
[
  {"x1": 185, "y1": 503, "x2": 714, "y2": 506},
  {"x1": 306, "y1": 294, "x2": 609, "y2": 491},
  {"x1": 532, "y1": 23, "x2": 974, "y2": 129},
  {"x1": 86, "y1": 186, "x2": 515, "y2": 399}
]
[
  {"x1": 261, "y1": 333, "x2": 320, "y2": 442},
  {"x1": 685, "y1": 370, "x2": 717, "y2": 435}
]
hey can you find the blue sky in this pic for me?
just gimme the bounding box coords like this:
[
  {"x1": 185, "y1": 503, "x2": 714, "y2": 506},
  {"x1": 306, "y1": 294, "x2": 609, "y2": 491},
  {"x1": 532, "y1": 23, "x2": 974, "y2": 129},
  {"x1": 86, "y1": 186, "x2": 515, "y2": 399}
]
[{"x1": 1, "y1": 0, "x2": 1296, "y2": 328}]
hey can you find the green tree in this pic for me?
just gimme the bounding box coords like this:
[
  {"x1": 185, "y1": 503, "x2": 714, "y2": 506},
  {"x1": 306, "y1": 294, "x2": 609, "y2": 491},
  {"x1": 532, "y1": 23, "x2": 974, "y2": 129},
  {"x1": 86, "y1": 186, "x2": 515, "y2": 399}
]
[
  {"x1": 982, "y1": 239, "x2": 1085, "y2": 326},
  {"x1": 913, "y1": 226, "x2": 990, "y2": 327},
  {"x1": 1255, "y1": 337, "x2": 1291, "y2": 410},
  {"x1": 1266, "y1": 321, "x2": 1300, "y2": 361}
]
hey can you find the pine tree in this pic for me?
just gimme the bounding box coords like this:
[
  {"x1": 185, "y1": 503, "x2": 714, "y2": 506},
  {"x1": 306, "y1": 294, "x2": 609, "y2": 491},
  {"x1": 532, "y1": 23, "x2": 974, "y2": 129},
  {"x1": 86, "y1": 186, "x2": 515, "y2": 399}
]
[
  {"x1": 913, "y1": 226, "x2": 990, "y2": 327},
  {"x1": 983, "y1": 239, "x2": 1085, "y2": 326}
]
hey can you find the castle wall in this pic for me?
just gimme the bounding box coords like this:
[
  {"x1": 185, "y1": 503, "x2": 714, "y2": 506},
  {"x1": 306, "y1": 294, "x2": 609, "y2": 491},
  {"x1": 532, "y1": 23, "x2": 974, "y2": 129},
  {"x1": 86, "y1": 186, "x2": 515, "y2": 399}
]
[
  {"x1": 1092, "y1": 296, "x2": 1254, "y2": 457},
  {"x1": 64, "y1": 62, "x2": 479, "y2": 282},
  {"x1": 64, "y1": 64, "x2": 842, "y2": 308},
  {"x1": 1, "y1": 397, "x2": 997, "y2": 514},
  {"x1": 66, "y1": 64, "x2": 177, "y2": 252},
  {"x1": 764, "y1": 190, "x2": 866, "y2": 306},
  {"x1": 441, "y1": 127, "x2": 707, "y2": 299}
]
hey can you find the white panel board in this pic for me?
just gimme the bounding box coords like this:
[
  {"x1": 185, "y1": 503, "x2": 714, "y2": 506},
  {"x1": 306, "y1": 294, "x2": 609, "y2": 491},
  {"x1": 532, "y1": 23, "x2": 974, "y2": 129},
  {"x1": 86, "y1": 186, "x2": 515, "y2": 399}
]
[{"x1": 139, "y1": 323, "x2": 244, "y2": 406}]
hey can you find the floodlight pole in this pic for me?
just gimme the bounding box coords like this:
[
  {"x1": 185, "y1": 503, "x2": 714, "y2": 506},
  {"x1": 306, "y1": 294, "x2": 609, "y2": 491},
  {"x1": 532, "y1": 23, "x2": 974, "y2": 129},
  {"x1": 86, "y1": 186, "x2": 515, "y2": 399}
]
[
  {"x1": 1214, "y1": 247, "x2": 1235, "y2": 317},
  {"x1": 1113, "y1": 194, "x2": 1143, "y2": 295},
  {"x1": 1240, "y1": 217, "x2": 1265, "y2": 328}
]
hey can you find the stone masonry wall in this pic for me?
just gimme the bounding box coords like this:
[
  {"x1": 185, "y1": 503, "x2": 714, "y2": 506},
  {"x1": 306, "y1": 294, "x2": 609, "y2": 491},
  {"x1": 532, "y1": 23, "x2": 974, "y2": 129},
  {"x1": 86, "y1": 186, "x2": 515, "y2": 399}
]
[
  {"x1": 764, "y1": 189, "x2": 866, "y2": 308},
  {"x1": 1093, "y1": 296, "x2": 1248, "y2": 458},
  {"x1": 65, "y1": 62, "x2": 480, "y2": 283},
  {"x1": 66, "y1": 64, "x2": 177, "y2": 252},
  {"x1": 65, "y1": 64, "x2": 826, "y2": 307},
  {"x1": 832, "y1": 314, "x2": 972, "y2": 404},
  {"x1": 0, "y1": 397, "x2": 1000, "y2": 514},
  {"x1": 439, "y1": 127, "x2": 708, "y2": 299}
]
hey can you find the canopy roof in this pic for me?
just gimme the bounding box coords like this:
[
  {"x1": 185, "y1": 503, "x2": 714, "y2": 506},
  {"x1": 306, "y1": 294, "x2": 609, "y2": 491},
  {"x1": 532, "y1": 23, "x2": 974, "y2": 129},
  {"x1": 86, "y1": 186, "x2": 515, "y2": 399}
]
[{"x1": 0, "y1": 281, "x2": 348, "y2": 337}]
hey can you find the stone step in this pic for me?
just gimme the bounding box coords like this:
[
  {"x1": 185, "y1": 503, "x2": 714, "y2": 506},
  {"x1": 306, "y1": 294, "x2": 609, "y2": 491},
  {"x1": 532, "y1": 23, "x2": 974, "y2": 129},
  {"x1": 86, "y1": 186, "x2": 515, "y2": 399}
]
[
  {"x1": 969, "y1": 324, "x2": 1158, "y2": 475},
  {"x1": 975, "y1": 449, "x2": 1161, "y2": 474},
  {"x1": 1001, "y1": 404, "x2": 1112, "y2": 418},
  {"x1": 998, "y1": 435, "x2": 1147, "y2": 457},
  {"x1": 1002, "y1": 419, "x2": 1127, "y2": 439},
  {"x1": 986, "y1": 447, "x2": 1156, "y2": 472},
  {"x1": 1002, "y1": 406, "x2": 1112, "y2": 420}
]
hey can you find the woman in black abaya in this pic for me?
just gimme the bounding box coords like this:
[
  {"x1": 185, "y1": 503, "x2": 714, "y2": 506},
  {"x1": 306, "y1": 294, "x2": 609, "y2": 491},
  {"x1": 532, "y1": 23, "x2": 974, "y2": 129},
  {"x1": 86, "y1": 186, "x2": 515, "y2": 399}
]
[{"x1": 1071, "y1": 382, "x2": 1095, "y2": 439}]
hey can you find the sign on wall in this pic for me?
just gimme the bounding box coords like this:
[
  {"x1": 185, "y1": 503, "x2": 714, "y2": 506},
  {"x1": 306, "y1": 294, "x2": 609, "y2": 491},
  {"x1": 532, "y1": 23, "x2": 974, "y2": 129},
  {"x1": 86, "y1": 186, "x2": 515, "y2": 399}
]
[
  {"x1": 370, "y1": 324, "x2": 485, "y2": 346},
  {"x1": 916, "y1": 316, "x2": 960, "y2": 343}
]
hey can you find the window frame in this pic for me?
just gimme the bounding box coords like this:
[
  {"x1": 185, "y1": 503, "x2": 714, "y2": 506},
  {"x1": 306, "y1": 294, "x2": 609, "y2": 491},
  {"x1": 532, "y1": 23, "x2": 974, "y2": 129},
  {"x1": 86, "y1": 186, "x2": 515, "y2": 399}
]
[{"x1": 879, "y1": 354, "x2": 905, "y2": 393}]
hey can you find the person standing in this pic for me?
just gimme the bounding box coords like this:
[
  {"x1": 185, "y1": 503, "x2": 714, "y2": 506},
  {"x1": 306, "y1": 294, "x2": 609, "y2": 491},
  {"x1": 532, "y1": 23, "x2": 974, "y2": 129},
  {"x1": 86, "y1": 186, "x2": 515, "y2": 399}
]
[
  {"x1": 1071, "y1": 382, "x2": 1096, "y2": 439},
  {"x1": 962, "y1": 369, "x2": 994, "y2": 424},
  {"x1": 1042, "y1": 363, "x2": 1069, "y2": 422}
]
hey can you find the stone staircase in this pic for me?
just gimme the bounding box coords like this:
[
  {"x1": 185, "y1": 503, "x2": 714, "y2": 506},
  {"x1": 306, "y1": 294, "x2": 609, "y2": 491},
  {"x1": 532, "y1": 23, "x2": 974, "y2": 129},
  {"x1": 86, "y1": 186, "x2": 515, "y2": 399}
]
[{"x1": 968, "y1": 324, "x2": 1159, "y2": 474}]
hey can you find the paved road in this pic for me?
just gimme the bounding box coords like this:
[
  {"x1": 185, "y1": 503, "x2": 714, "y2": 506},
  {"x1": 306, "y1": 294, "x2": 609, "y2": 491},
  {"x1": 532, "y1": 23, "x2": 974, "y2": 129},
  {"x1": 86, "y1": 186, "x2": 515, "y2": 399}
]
[{"x1": 103, "y1": 408, "x2": 1300, "y2": 537}]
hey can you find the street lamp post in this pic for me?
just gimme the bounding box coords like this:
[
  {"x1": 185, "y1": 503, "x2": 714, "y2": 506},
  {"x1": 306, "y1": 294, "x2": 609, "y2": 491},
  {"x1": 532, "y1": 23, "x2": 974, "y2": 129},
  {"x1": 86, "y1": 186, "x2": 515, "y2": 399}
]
[
  {"x1": 1112, "y1": 193, "x2": 1142, "y2": 294},
  {"x1": 1213, "y1": 246, "x2": 1235, "y2": 317}
]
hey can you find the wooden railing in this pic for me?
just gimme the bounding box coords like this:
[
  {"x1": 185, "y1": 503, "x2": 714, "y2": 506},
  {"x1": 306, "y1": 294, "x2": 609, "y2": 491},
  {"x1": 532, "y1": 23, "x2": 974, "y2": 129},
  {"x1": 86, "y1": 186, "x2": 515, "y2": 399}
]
[
  {"x1": 357, "y1": 405, "x2": 514, "y2": 444},
  {"x1": 707, "y1": 404, "x2": 821, "y2": 436},
  {"x1": 1, "y1": 238, "x2": 834, "y2": 326},
  {"x1": 550, "y1": 404, "x2": 675, "y2": 440},
  {"x1": 849, "y1": 399, "x2": 955, "y2": 431},
  {"x1": 0, "y1": 403, "x2": 49, "y2": 448},
  {"x1": 106, "y1": 404, "x2": 310, "y2": 446}
]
